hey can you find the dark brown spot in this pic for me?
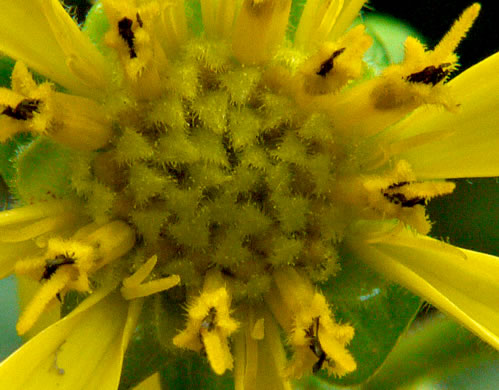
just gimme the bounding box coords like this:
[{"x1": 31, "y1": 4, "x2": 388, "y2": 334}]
[
  {"x1": 316, "y1": 48, "x2": 345, "y2": 77},
  {"x1": 118, "y1": 17, "x2": 137, "y2": 58},
  {"x1": 201, "y1": 307, "x2": 217, "y2": 332},
  {"x1": 383, "y1": 182, "x2": 425, "y2": 208},
  {"x1": 2, "y1": 99, "x2": 40, "y2": 120},
  {"x1": 406, "y1": 63, "x2": 451, "y2": 86},
  {"x1": 384, "y1": 192, "x2": 425, "y2": 207},
  {"x1": 41, "y1": 253, "x2": 76, "y2": 282},
  {"x1": 386, "y1": 181, "x2": 410, "y2": 190},
  {"x1": 136, "y1": 12, "x2": 143, "y2": 28},
  {"x1": 306, "y1": 317, "x2": 329, "y2": 373}
]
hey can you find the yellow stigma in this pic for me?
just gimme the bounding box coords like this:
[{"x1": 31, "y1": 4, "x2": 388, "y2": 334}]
[
  {"x1": 266, "y1": 268, "x2": 356, "y2": 377},
  {"x1": 14, "y1": 220, "x2": 135, "y2": 334},
  {"x1": 173, "y1": 270, "x2": 239, "y2": 375},
  {"x1": 121, "y1": 255, "x2": 180, "y2": 300}
]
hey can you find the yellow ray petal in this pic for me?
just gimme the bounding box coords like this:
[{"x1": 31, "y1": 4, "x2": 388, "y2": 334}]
[
  {"x1": 0, "y1": 214, "x2": 77, "y2": 243},
  {"x1": 132, "y1": 373, "x2": 161, "y2": 390},
  {"x1": 0, "y1": 0, "x2": 110, "y2": 97},
  {"x1": 155, "y1": 0, "x2": 189, "y2": 54},
  {"x1": 200, "y1": 0, "x2": 237, "y2": 38},
  {"x1": 0, "y1": 242, "x2": 38, "y2": 279},
  {"x1": 16, "y1": 267, "x2": 73, "y2": 336},
  {"x1": 202, "y1": 329, "x2": 234, "y2": 375},
  {"x1": 348, "y1": 222, "x2": 499, "y2": 350},
  {"x1": 232, "y1": 0, "x2": 292, "y2": 65},
  {"x1": 16, "y1": 275, "x2": 61, "y2": 340},
  {"x1": 431, "y1": 4, "x2": 481, "y2": 63},
  {"x1": 328, "y1": 0, "x2": 367, "y2": 41},
  {"x1": 0, "y1": 200, "x2": 72, "y2": 227},
  {"x1": 383, "y1": 52, "x2": 499, "y2": 179},
  {"x1": 84, "y1": 299, "x2": 142, "y2": 390},
  {"x1": 254, "y1": 306, "x2": 291, "y2": 390},
  {"x1": 234, "y1": 305, "x2": 291, "y2": 390},
  {"x1": 294, "y1": 0, "x2": 344, "y2": 50},
  {"x1": 0, "y1": 287, "x2": 141, "y2": 390}
]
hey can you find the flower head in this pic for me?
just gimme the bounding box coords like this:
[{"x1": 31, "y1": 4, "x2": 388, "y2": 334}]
[{"x1": 0, "y1": 0, "x2": 498, "y2": 389}]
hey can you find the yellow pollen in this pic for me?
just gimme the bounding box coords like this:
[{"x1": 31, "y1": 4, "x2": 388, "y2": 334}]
[
  {"x1": 11, "y1": 220, "x2": 136, "y2": 335},
  {"x1": 266, "y1": 268, "x2": 356, "y2": 377},
  {"x1": 173, "y1": 270, "x2": 238, "y2": 375},
  {"x1": 16, "y1": 267, "x2": 72, "y2": 335}
]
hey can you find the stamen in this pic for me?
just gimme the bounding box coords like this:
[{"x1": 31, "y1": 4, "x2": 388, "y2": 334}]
[
  {"x1": 356, "y1": 160, "x2": 457, "y2": 233},
  {"x1": 123, "y1": 255, "x2": 159, "y2": 287},
  {"x1": 0, "y1": 62, "x2": 51, "y2": 141},
  {"x1": 406, "y1": 64, "x2": 451, "y2": 86},
  {"x1": 266, "y1": 268, "x2": 356, "y2": 377},
  {"x1": 13, "y1": 221, "x2": 135, "y2": 335},
  {"x1": 121, "y1": 255, "x2": 180, "y2": 300},
  {"x1": 102, "y1": 1, "x2": 167, "y2": 99},
  {"x1": 1, "y1": 62, "x2": 112, "y2": 149},
  {"x1": 314, "y1": 5, "x2": 480, "y2": 138},
  {"x1": 16, "y1": 267, "x2": 72, "y2": 335},
  {"x1": 173, "y1": 270, "x2": 238, "y2": 375},
  {"x1": 294, "y1": 25, "x2": 372, "y2": 97},
  {"x1": 118, "y1": 16, "x2": 138, "y2": 58},
  {"x1": 432, "y1": 4, "x2": 481, "y2": 62}
]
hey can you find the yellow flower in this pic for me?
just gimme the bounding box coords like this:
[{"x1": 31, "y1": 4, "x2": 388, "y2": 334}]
[{"x1": 0, "y1": 0, "x2": 497, "y2": 389}]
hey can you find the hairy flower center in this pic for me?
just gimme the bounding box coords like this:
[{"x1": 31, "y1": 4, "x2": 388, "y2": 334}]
[{"x1": 76, "y1": 37, "x2": 345, "y2": 301}]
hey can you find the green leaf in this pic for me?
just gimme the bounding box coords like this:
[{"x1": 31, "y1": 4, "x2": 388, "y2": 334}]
[
  {"x1": 354, "y1": 14, "x2": 424, "y2": 72},
  {"x1": 361, "y1": 316, "x2": 499, "y2": 390},
  {"x1": 293, "y1": 375, "x2": 345, "y2": 390},
  {"x1": 12, "y1": 137, "x2": 73, "y2": 202},
  {"x1": 317, "y1": 245, "x2": 422, "y2": 386},
  {"x1": 0, "y1": 56, "x2": 14, "y2": 87},
  {"x1": 0, "y1": 133, "x2": 34, "y2": 184},
  {"x1": 0, "y1": 175, "x2": 9, "y2": 211},
  {"x1": 287, "y1": 0, "x2": 307, "y2": 41},
  {"x1": 82, "y1": 2, "x2": 110, "y2": 54},
  {"x1": 159, "y1": 353, "x2": 234, "y2": 390},
  {"x1": 118, "y1": 301, "x2": 169, "y2": 390},
  {"x1": 185, "y1": 0, "x2": 203, "y2": 36},
  {"x1": 428, "y1": 178, "x2": 499, "y2": 257},
  {"x1": 0, "y1": 276, "x2": 22, "y2": 361}
]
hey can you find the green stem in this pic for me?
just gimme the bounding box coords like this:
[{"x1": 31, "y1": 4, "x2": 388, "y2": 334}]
[{"x1": 362, "y1": 315, "x2": 497, "y2": 390}]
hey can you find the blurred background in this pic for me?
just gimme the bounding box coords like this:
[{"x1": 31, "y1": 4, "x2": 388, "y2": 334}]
[{"x1": 1, "y1": 1, "x2": 498, "y2": 388}]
